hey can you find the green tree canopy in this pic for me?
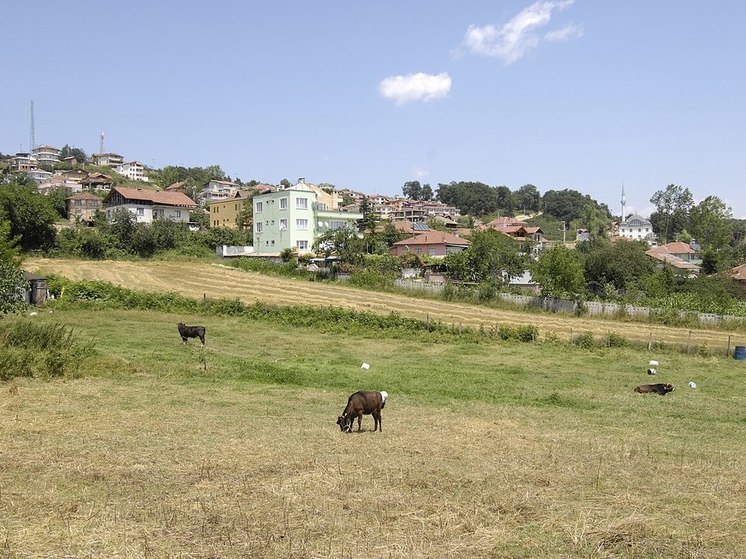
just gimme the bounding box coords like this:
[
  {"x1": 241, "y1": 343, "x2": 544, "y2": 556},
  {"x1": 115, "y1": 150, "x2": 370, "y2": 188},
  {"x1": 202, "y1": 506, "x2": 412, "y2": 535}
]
[
  {"x1": 402, "y1": 180, "x2": 423, "y2": 200},
  {"x1": 515, "y1": 184, "x2": 541, "y2": 213},
  {"x1": 579, "y1": 238, "x2": 654, "y2": 295},
  {"x1": 531, "y1": 245, "x2": 586, "y2": 298},
  {"x1": 649, "y1": 184, "x2": 693, "y2": 243},
  {"x1": 0, "y1": 183, "x2": 58, "y2": 251},
  {"x1": 688, "y1": 195, "x2": 732, "y2": 251},
  {"x1": 445, "y1": 229, "x2": 528, "y2": 284},
  {"x1": 436, "y1": 181, "x2": 499, "y2": 217}
]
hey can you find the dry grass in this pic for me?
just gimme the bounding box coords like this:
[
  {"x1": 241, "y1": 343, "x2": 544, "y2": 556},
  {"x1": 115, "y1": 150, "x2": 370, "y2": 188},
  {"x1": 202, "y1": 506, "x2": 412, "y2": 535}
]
[
  {"x1": 25, "y1": 257, "x2": 745, "y2": 351},
  {"x1": 2, "y1": 374, "x2": 745, "y2": 558}
]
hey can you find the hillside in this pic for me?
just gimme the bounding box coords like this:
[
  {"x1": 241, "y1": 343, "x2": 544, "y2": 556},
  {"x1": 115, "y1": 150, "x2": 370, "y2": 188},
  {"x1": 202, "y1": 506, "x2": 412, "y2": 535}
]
[{"x1": 25, "y1": 258, "x2": 745, "y2": 352}]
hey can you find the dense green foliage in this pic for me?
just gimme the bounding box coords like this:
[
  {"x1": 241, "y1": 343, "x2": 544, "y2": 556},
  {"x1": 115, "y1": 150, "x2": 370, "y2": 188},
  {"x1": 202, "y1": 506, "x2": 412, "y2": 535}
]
[
  {"x1": 0, "y1": 183, "x2": 58, "y2": 251},
  {"x1": 0, "y1": 320, "x2": 94, "y2": 380}
]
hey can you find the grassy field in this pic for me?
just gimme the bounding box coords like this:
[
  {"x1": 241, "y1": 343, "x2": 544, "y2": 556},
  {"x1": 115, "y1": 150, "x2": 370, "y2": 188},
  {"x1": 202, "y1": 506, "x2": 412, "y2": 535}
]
[
  {"x1": 1, "y1": 306, "x2": 745, "y2": 558},
  {"x1": 24, "y1": 257, "x2": 746, "y2": 352}
]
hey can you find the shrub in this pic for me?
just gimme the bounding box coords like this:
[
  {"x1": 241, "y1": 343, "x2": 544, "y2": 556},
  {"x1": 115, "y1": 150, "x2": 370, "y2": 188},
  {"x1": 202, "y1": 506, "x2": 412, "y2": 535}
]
[
  {"x1": 572, "y1": 331, "x2": 595, "y2": 349},
  {"x1": 604, "y1": 331, "x2": 629, "y2": 348}
]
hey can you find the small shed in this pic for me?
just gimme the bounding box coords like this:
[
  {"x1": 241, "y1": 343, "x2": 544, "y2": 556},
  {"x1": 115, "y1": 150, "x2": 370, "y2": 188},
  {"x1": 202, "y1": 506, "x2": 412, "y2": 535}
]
[{"x1": 23, "y1": 271, "x2": 48, "y2": 305}]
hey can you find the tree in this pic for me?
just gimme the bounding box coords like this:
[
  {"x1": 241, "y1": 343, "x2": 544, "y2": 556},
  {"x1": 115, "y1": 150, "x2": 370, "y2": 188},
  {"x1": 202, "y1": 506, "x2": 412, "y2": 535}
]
[
  {"x1": 494, "y1": 186, "x2": 515, "y2": 215},
  {"x1": 515, "y1": 184, "x2": 541, "y2": 214},
  {"x1": 580, "y1": 238, "x2": 654, "y2": 296},
  {"x1": 47, "y1": 186, "x2": 72, "y2": 219},
  {"x1": 109, "y1": 208, "x2": 137, "y2": 250},
  {"x1": 402, "y1": 180, "x2": 423, "y2": 200},
  {"x1": 688, "y1": 195, "x2": 732, "y2": 251},
  {"x1": 543, "y1": 189, "x2": 594, "y2": 223},
  {"x1": 444, "y1": 229, "x2": 528, "y2": 284},
  {"x1": 59, "y1": 144, "x2": 87, "y2": 163},
  {"x1": 421, "y1": 183, "x2": 433, "y2": 201},
  {"x1": 436, "y1": 181, "x2": 499, "y2": 217},
  {"x1": 313, "y1": 229, "x2": 365, "y2": 265},
  {"x1": 649, "y1": 184, "x2": 693, "y2": 243},
  {"x1": 358, "y1": 196, "x2": 377, "y2": 234},
  {"x1": 0, "y1": 183, "x2": 58, "y2": 251},
  {"x1": 531, "y1": 245, "x2": 586, "y2": 298},
  {"x1": 0, "y1": 221, "x2": 27, "y2": 313}
]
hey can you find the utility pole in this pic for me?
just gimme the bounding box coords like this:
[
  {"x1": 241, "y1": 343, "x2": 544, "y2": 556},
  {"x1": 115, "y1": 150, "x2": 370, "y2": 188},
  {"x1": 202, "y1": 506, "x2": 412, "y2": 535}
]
[{"x1": 29, "y1": 100, "x2": 36, "y2": 151}]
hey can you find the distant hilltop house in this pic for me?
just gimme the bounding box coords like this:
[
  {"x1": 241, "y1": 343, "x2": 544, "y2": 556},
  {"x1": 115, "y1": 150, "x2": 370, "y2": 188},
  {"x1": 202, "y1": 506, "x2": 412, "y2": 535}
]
[
  {"x1": 619, "y1": 214, "x2": 655, "y2": 242},
  {"x1": 199, "y1": 179, "x2": 241, "y2": 206},
  {"x1": 31, "y1": 144, "x2": 60, "y2": 166},
  {"x1": 209, "y1": 184, "x2": 275, "y2": 229},
  {"x1": 389, "y1": 231, "x2": 470, "y2": 258},
  {"x1": 91, "y1": 153, "x2": 124, "y2": 167},
  {"x1": 114, "y1": 161, "x2": 148, "y2": 182},
  {"x1": 645, "y1": 241, "x2": 701, "y2": 273},
  {"x1": 103, "y1": 186, "x2": 197, "y2": 224},
  {"x1": 252, "y1": 179, "x2": 362, "y2": 255},
  {"x1": 10, "y1": 144, "x2": 60, "y2": 171}
]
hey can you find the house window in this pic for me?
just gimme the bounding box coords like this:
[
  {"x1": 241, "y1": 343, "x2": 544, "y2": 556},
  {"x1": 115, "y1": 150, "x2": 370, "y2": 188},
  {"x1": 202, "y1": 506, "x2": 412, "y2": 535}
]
[
  {"x1": 136, "y1": 208, "x2": 144, "y2": 216},
  {"x1": 175, "y1": 210, "x2": 181, "y2": 218},
  {"x1": 330, "y1": 220, "x2": 346, "y2": 230},
  {"x1": 296, "y1": 197, "x2": 308, "y2": 210},
  {"x1": 256, "y1": 222, "x2": 263, "y2": 233},
  {"x1": 279, "y1": 218, "x2": 288, "y2": 230},
  {"x1": 296, "y1": 219, "x2": 308, "y2": 230},
  {"x1": 280, "y1": 197, "x2": 288, "y2": 210},
  {"x1": 297, "y1": 240, "x2": 308, "y2": 250},
  {"x1": 255, "y1": 201, "x2": 263, "y2": 213},
  {"x1": 428, "y1": 248, "x2": 437, "y2": 256}
]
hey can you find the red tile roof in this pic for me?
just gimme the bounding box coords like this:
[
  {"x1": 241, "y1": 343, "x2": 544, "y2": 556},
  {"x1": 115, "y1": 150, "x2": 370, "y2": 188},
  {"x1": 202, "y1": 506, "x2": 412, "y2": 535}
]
[
  {"x1": 392, "y1": 231, "x2": 470, "y2": 247},
  {"x1": 108, "y1": 187, "x2": 197, "y2": 208}
]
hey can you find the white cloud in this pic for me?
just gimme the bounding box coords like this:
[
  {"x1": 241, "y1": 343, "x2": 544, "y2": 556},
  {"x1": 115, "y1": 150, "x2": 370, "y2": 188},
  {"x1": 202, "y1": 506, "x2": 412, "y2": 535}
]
[
  {"x1": 462, "y1": 0, "x2": 578, "y2": 64},
  {"x1": 412, "y1": 166, "x2": 430, "y2": 180},
  {"x1": 545, "y1": 23, "x2": 583, "y2": 42},
  {"x1": 378, "y1": 72, "x2": 452, "y2": 105}
]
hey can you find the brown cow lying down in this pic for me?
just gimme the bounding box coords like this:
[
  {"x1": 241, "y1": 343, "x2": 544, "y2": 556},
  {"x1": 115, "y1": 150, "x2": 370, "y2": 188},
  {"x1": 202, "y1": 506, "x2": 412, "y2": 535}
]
[
  {"x1": 337, "y1": 390, "x2": 388, "y2": 433},
  {"x1": 634, "y1": 383, "x2": 674, "y2": 396},
  {"x1": 178, "y1": 322, "x2": 206, "y2": 345}
]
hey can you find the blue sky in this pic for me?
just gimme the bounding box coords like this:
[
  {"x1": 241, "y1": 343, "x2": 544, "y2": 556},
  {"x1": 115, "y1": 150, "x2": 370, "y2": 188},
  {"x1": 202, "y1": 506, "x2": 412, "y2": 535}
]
[{"x1": 2, "y1": 1, "x2": 745, "y2": 218}]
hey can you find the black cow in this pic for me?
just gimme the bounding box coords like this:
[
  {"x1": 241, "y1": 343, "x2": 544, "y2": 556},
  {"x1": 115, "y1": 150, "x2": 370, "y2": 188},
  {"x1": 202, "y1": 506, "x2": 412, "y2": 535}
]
[
  {"x1": 634, "y1": 383, "x2": 674, "y2": 396},
  {"x1": 337, "y1": 391, "x2": 388, "y2": 433},
  {"x1": 177, "y1": 322, "x2": 206, "y2": 345}
]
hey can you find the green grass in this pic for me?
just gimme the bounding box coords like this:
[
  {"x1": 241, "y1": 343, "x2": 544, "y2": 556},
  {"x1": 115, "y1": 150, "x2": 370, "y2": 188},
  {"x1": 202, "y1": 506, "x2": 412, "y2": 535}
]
[{"x1": 1, "y1": 307, "x2": 745, "y2": 557}]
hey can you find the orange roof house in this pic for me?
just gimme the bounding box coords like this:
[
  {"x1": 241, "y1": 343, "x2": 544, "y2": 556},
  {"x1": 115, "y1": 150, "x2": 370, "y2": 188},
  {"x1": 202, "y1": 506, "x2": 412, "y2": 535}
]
[
  {"x1": 103, "y1": 187, "x2": 197, "y2": 224},
  {"x1": 389, "y1": 231, "x2": 470, "y2": 258}
]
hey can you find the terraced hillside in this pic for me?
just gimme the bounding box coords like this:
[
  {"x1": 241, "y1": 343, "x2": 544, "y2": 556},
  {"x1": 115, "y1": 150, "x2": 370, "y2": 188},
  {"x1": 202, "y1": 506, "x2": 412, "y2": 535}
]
[{"x1": 25, "y1": 257, "x2": 744, "y2": 351}]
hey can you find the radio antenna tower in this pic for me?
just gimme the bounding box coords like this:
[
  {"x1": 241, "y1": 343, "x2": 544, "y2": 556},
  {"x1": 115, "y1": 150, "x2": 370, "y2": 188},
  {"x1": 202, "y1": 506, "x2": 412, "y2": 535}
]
[
  {"x1": 30, "y1": 101, "x2": 36, "y2": 151},
  {"x1": 99, "y1": 131, "x2": 105, "y2": 154}
]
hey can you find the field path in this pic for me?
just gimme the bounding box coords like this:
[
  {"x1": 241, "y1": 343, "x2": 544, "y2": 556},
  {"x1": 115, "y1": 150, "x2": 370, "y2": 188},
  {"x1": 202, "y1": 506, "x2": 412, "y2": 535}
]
[{"x1": 26, "y1": 257, "x2": 744, "y2": 350}]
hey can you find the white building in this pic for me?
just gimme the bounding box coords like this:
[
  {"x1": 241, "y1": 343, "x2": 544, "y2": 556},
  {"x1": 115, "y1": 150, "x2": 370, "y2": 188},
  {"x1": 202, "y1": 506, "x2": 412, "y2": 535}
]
[
  {"x1": 103, "y1": 187, "x2": 197, "y2": 224},
  {"x1": 619, "y1": 214, "x2": 654, "y2": 242},
  {"x1": 114, "y1": 161, "x2": 149, "y2": 182}
]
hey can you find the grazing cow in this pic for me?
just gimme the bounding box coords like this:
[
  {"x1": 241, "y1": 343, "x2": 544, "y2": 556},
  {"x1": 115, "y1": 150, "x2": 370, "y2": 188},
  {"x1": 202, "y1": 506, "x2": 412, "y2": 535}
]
[
  {"x1": 337, "y1": 390, "x2": 388, "y2": 433},
  {"x1": 177, "y1": 322, "x2": 206, "y2": 345},
  {"x1": 634, "y1": 382, "x2": 674, "y2": 396}
]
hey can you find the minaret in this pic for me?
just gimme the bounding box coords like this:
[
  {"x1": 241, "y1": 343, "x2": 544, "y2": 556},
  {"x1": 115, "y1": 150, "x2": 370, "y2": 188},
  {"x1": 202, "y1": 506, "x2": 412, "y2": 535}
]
[{"x1": 620, "y1": 183, "x2": 626, "y2": 222}]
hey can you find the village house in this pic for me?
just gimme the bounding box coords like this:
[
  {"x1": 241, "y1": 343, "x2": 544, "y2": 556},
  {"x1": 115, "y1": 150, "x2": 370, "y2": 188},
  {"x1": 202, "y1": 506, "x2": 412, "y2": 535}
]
[
  {"x1": 103, "y1": 186, "x2": 197, "y2": 224},
  {"x1": 645, "y1": 241, "x2": 701, "y2": 273},
  {"x1": 209, "y1": 185, "x2": 275, "y2": 229},
  {"x1": 252, "y1": 180, "x2": 362, "y2": 255},
  {"x1": 91, "y1": 153, "x2": 124, "y2": 167},
  {"x1": 389, "y1": 231, "x2": 470, "y2": 258},
  {"x1": 66, "y1": 192, "x2": 103, "y2": 224},
  {"x1": 114, "y1": 161, "x2": 149, "y2": 182}
]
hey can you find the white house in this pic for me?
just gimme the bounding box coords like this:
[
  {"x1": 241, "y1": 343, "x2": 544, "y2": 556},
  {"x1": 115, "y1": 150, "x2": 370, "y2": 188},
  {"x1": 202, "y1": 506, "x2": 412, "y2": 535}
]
[
  {"x1": 103, "y1": 186, "x2": 197, "y2": 224},
  {"x1": 114, "y1": 161, "x2": 149, "y2": 182},
  {"x1": 199, "y1": 179, "x2": 241, "y2": 206}
]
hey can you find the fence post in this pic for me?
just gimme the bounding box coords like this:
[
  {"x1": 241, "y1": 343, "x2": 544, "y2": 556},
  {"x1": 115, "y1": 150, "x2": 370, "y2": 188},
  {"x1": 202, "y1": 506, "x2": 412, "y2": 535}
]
[
  {"x1": 727, "y1": 335, "x2": 732, "y2": 358},
  {"x1": 648, "y1": 332, "x2": 652, "y2": 351},
  {"x1": 687, "y1": 330, "x2": 692, "y2": 354}
]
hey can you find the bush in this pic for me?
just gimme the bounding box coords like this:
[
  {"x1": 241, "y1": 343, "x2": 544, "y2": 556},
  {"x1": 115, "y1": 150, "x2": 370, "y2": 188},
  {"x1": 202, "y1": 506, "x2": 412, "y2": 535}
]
[
  {"x1": 572, "y1": 331, "x2": 595, "y2": 349},
  {"x1": 0, "y1": 320, "x2": 95, "y2": 380},
  {"x1": 604, "y1": 331, "x2": 629, "y2": 348}
]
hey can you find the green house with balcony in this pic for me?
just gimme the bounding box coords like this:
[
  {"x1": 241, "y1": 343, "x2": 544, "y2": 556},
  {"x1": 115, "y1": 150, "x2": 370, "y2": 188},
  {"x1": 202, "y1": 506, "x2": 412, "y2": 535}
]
[{"x1": 252, "y1": 181, "x2": 363, "y2": 255}]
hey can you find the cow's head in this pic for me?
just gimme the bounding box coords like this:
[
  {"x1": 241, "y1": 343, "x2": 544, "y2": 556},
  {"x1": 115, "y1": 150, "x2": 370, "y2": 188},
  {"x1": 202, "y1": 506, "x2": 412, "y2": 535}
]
[
  {"x1": 663, "y1": 383, "x2": 675, "y2": 393},
  {"x1": 337, "y1": 415, "x2": 353, "y2": 433}
]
